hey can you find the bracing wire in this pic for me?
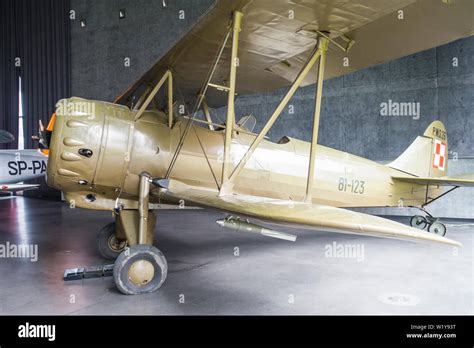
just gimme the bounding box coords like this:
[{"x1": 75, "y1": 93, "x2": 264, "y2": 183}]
[
  {"x1": 174, "y1": 80, "x2": 221, "y2": 190},
  {"x1": 165, "y1": 23, "x2": 232, "y2": 179}
]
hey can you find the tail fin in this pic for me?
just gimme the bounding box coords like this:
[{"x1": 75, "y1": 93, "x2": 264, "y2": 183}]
[{"x1": 388, "y1": 121, "x2": 448, "y2": 178}]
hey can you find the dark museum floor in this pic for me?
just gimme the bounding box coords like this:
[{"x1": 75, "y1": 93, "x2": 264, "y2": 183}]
[{"x1": 0, "y1": 196, "x2": 472, "y2": 315}]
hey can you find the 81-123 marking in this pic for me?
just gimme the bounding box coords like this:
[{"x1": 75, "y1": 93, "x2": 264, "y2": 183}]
[{"x1": 338, "y1": 177, "x2": 365, "y2": 194}]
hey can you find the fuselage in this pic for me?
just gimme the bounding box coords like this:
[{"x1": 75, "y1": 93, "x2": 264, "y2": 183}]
[
  {"x1": 0, "y1": 150, "x2": 47, "y2": 185},
  {"x1": 47, "y1": 98, "x2": 439, "y2": 211},
  {"x1": 169, "y1": 118, "x2": 434, "y2": 208}
]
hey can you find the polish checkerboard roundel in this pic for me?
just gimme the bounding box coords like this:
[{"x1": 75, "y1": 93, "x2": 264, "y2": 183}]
[{"x1": 433, "y1": 139, "x2": 446, "y2": 171}]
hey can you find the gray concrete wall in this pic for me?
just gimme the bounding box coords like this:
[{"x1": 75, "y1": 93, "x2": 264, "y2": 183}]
[
  {"x1": 70, "y1": 0, "x2": 215, "y2": 102},
  {"x1": 70, "y1": 0, "x2": 474, "y2": 219}
]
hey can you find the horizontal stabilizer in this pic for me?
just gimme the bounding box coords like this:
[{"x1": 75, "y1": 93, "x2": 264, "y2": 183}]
[{"x1": 392, "y1": 174, "x2": 474, "y2": 187}]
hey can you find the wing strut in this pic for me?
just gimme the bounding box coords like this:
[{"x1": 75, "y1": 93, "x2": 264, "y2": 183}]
[
  {"x1": 201, "y1": 99, "x2": 215, "y2": 131},
  {"x1": 219, "y1": 37, "x2": 329, "y2": 197},
  {"x1": 220, "y1": 10, "x2": 243, "y2": 194},
  {"x1": 134, "y1": 70, "x2": 173, "y2": 123},
  {"x1": 305, "y1": 37, "x2": 329, "y2": 203}
]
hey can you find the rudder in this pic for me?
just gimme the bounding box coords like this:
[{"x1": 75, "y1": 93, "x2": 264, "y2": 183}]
[{"x1": 388, "y1": 121, "x2": 448, "y2": 178}]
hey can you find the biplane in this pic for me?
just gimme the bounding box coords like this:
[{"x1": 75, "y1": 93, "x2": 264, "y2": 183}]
[{"x1": 45, "y1": 0, "x2": 474, "y2": 294}]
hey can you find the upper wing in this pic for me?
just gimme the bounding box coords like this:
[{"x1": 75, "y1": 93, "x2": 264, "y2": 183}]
[
  {"x1": 392, "y1": 174, "x2": 474, "y2": 187},
  {"x1": 155, "y1": 180, "x2": 461, "y2": 247},
  {"x1": 115, "y1": 0, "x2": 474, "y2": 108},
  {"x1": 0, "y1": 184, "x2": 39, "y2": 192}
]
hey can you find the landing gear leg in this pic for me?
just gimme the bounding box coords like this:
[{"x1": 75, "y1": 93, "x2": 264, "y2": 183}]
[{"x1": 113, "y1": 173, "x2": 168, "y2": 295}]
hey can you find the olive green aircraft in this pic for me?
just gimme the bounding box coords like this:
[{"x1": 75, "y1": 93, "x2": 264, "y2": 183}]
[{"x1": 45, "y1": 0, "x2": 474, "y2": 294}]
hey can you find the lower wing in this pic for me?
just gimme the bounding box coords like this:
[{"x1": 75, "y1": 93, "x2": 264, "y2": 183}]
[
  {"x1": 155, "y1": 179, "x2": 461, "y2": 248},
  {"x1": 0, "y1": 184, "x2": 39, "y2": 192}
]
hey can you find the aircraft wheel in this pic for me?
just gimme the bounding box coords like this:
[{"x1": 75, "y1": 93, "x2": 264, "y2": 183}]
[
  {"x1": 428, "y1": 221, "x2": 447, "y2": 237},
  {"x1": 410, "y1": 215, "x2": 428, "y2": 230},
  {"x1": 113, "y1": 245, "x2": 167, "y2": 295},
  {"x1": 97, "y1": 222, "x2": 127, "y2": 260}
]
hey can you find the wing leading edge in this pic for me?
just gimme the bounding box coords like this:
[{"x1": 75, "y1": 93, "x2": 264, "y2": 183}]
[{"x1": 155, "y1": 180, "x2": 461, "y2": 247}]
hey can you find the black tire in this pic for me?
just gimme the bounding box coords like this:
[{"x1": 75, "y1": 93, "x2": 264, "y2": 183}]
[
  {"x1": 113, "y1": 245, "x2": 167, "y2": 295},
  {"x1": 410, "y1": 215, "x2": 427, "y2": 230},
  {"x1": 97, "y1": 222, "x2": 127, "y2": 260},
  {"x1": 428, "y1": 222, "x2": 447, "y2": 237}
]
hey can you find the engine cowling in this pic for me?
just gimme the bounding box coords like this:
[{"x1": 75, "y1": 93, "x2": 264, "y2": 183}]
[{"x1": 47, "y1": 97, "x2": 170, "y2": 210}]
